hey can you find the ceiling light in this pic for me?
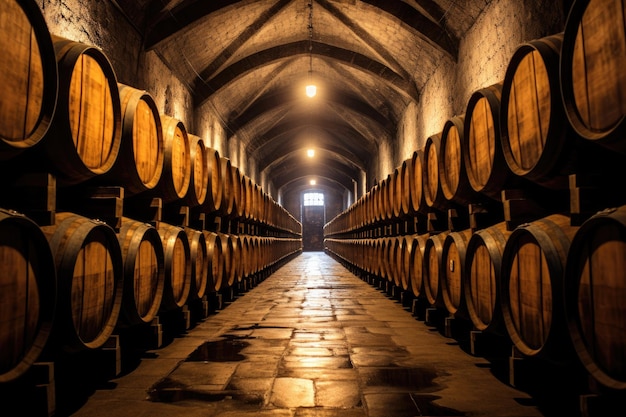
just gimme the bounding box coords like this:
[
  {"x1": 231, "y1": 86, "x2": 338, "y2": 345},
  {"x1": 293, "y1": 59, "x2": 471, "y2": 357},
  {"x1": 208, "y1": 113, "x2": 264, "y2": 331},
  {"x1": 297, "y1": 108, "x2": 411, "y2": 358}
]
[
  {"x1": 305, "y1": 0, "x2": 316, "y2": 98},
  {"x1": 310, "y1": 179, "x2": 316, "y2": 185},
  {"x1": 307, "y1": 149, "x2": 315, "y2": 157},
  {"x1": 306, "y1": 84, "x2": 317, "y2": 97}
]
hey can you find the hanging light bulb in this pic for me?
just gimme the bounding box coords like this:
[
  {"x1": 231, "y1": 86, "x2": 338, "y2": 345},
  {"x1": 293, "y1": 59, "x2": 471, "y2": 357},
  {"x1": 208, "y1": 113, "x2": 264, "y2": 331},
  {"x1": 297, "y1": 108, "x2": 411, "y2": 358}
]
[
  {"x1": 305, "y1": 0, "x2": 316, "y2": 97},
  {"x1": 306, "y1": 82, "x2": 317, "y2": 98}
]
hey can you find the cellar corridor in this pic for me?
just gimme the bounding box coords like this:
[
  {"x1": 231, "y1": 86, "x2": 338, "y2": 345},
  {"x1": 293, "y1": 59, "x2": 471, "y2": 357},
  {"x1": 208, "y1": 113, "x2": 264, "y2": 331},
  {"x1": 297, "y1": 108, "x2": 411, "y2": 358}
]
[{"x1": 11, "y1": 251, "x2": 603, "y2": 417}]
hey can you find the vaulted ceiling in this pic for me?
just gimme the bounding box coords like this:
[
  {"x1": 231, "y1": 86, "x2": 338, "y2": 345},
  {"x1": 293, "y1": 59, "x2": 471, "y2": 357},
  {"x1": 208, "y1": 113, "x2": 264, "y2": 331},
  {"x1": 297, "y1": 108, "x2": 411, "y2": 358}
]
[{"x1": 115, "y1": 0, "x2": 488, "y2": 199}]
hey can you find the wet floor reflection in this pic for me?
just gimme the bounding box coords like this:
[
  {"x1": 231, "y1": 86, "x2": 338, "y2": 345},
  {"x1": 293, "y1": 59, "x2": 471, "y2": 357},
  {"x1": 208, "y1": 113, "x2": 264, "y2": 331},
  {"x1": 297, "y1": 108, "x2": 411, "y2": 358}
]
[
  {"x1": 185, "y1": 335, "x2": 251, "y2": 362},
  {"x1": 361, "y1": 367, "x2": 441, "y2": 392}
]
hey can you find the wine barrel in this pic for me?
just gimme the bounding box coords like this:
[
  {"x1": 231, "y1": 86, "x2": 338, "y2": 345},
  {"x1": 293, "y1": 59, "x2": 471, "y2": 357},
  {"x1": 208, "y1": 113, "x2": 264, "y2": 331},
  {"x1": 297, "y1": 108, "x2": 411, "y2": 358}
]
[
  {"x1": 198, "y1": 147, "x2": 222, "y2": 214},
  {"x1": 423, "y1": 133, "x2": 448, "y2": 210},
  {"x1": 464, "y1": 82, "x2": 522, "y2": 199},
  {"x1": 203, "y1": 231, "x2": 223, "y2": 293},
  {"x1": 408, "y1": 150, "x2": 428, "y2": 215},
  {"x1": 101, "y1": 84, "x2": 164, "y2": 196},
  {"x1": 231, "y1": 234, "x2": 243, "y2": 284},
  {"x1": 40, "y1": 35, "x2": 122, "y2": 186},
  {"x1": 249, "y1": 183, "x2": 259, "y2": 224},
  {"x1": 156, "y1": 115, "x2": 191, "y2": 203},
  {"x1": 0, "y1": 209, "x2": 56, "y2": 383},
  {"x1": 242, "y1": 175, "x2": 254, "y2": 221},
  {"x1": 397, "y1": 235, "x2": 412, "y2": 291},
  {"x1": 116, "y1": 217, "x2": 164, "y2": 328},
  {"x1": 560, "y1": 0, "x2": 626, "y2": 155},
  {"x1": 184, "y1": 135, "x2": 208, "y2": 207},
  {"x1": 424, "y1": 231, "x2": 450, "y2": 308},
  {"x1": 185, "y1": 227, "x2": 208, "y2": 301},
  {"x1": 376, "y1": 181, "x2": 387, "y2": 223},
  {"x1": 378, "y1": 237, "x2": 391, "y2": 283},
  {"x1": 388, "y1": 236, "x2": 403, "y2": 287},
  {"x1": 565, "y1": 205, "x2": 626, "y2": 389},
  {"x1": 389, "y1": 167, "x2": 402, "y2": 219},
  {"x1": 0, "y1": 0, "x2": 57, "y2": 160},
  {"x1": 371, "y1": 238, "x2": 383, "y2": 278},
  {"x1": 398, "y1": 159, "x2": 412, "y2": 217},
  {"x1": 408, "y1": 233, "x2": 430, "y2": 299},
  {"x1": 440, "y1": 115, "x2": 481, "y2": 205},
  {"x1": 377, "y1": 175, "x2": 390, "y2": 221},
  {"x1": 464, "y1": 221, "x2": 511, "y2": 334},
  {"x1": 219, "y1": 157, "x2": 234, "y2": 217},
  {"x1": 239, "y1": 235, "x2": 251, "y2": 278},
  {"x1": 500, "y1": 33, "x2": 575, "y2": 189},
  {"x1": 217, "y1": 232, "x2": 236, "y2": 289},
  {"x1": 501, "y1": 213, "x2": 579, "y2": 361},
  {"x1": 157, "y1": 222, "x2": 191, "y2": 311},
  {"x1": 231, "y1": 165, "x2": 245, "y2": 219},
  {"x1": 441, "y1": 228, "x2": 473, "y2": 319},
  {"x1": 41, "y1": 212, "x2": 123, "y2": 353}
]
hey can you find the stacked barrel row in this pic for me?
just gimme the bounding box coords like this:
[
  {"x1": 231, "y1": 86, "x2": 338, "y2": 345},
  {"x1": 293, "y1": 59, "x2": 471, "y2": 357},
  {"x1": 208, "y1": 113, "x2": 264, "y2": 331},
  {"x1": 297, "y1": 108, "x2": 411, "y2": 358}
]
[
  {"x1": 325, "y1": 0, "x2": 626, "y2": 394},
  {"x1": 0, "y1": 0, "x2": 302, "y2": 386}
]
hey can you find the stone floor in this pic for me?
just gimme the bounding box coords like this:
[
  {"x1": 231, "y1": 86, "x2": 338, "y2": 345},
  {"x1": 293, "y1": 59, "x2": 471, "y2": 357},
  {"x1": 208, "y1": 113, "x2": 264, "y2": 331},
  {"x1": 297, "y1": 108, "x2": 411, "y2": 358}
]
[{"x1": 6, "y1": 251, "x2": 597, "y2": 417}]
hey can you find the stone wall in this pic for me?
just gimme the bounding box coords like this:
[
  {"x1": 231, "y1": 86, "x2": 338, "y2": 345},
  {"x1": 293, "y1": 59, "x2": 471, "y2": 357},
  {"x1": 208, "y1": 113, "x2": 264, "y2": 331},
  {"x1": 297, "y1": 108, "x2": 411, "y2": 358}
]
[
  {"x1": 395, "y1": 0, "x2": 566, "y2": 179},
  {"x1": 36, "y1": 0, "x2": 230, "y2": 174},
  {"x1": 35, "y1": 0, "x2": 567, "y2": 207}
]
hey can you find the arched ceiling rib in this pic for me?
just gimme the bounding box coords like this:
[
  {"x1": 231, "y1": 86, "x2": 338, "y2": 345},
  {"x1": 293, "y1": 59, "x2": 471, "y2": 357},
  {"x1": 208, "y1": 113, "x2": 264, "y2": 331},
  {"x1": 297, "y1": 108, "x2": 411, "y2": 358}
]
[
  {"x1": 114, "y1": 0, "x2": 488, "y2": 201},
  {"x1": 193, "y1": 41, "x2": 419, "y2": 107}
]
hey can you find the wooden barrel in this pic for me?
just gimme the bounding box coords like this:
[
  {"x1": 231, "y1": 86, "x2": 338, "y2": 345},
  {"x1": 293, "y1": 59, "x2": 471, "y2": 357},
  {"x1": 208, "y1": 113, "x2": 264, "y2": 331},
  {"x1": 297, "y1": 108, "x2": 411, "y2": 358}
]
[
  {"x1": 389, "y1": 236, "x2": 403, "y2": 287},
  {"x1": 423, "y1": 133, "x2": 448, "y2": 210},
  {"x1": 500, "y1": 213, "x2": 579, "y2": 361},
  {"x1": 408, "y1": 233, "x2": 430, "y2": 298},
  {"x1": 441, "y1": 228, "x2": 473, "y2": 319},
  {"x1": 41, "y1": 35, "x2": 122, "y2": 186},
  {"x1": 202, "y1": 231, "x2": 223, "y2": 293},
  {"x1": 0, "y1": 0, "x2": 57, "y2": 160},
  {"x1": 231, "y1": 165, "x2": 244, "y2": 219},
  {"x1": 397, "y1": 235, "x2": 411, "y2": 291},
  {"x1": 389, "y1": 167, "x2": 403, "y2": 219},
  {"x1": 41, "y1": 212, "x2": 123, "y2": 352},
  {"x1": 376, "y1": 179, "x2": 388, "y2": 223},
  {"x1": 374, "y1": 238, "x2": 386, "y2": 280},
  {"x1": 101, "y1": 84, "x2": 164, "y2": 195},
  {"x1": 361, "y1": 238, "x2": 371, "y2": 274},
  {"x1": 560, "y1": 0, "x2": 626, "y2": 155},
  {"x1": 184, "y1": 135, "x2": 208, "y2": 207},
  {"x1": 424, "y1": 231, "x2": 450, "y2": 308},
  {"x1": 219, "y1": 157, "x2": 234, "y2": 216},
  {"x1": 198, "y1": 147, "x2": 222, "y2": 213},
  {"x1": 398, "y1": 159, "x2": 412, "y2": 217},
  {"x1": 185, "y1": 227, "x2": 208, "y2": 301},
  {"x1": 408, "y1": 150, "x2": 428, "y2": 215},
  {"x1": 379, "y1": 237, "x2": 391, "y2": 282},
  {"x1": 156, "y1": 115, "x2": 191, "y2": 203},
  {"x1": 500, "y1": 33, "x2": 574, "y2": 189},
  {"x1": 242, "y1": 175, "x2": 254, "y2": 221},
  {"x1": 239, "y1": 235, "x2": 251, "y2": 278},
  {"x1": 464, "y1": 83, "x2": 521, "y2": 199},
  {"x1": 116, "y1": 217, "x2": 164, "y2": 328},
  {"x1": 464, "y1": 221, "x2": 511, "y2": 334},
  {"x1": 156, "y1": 222, "x2": 191, "y2": 311},
  {"x1": 0, "y1": 208, "x2": 56, "y2": 383},
  {"x1": 217, "y1": 232, "x2": 235, "y2": 289},
  {"x1": 377, "y1": 176, "x2": 390, "y2": 221},
  {"x1": 231, "y1": 234, "x2": 243, "y2": 284},
  {"x1": 440, "y1": 115, "x2": 480, "y2": 205},
  {"x1": 565, "y1": 205, "x2": 626, "y2": 389},
  {"x1": 250, "y1": 183, "x2": 261, "y2": 223}
]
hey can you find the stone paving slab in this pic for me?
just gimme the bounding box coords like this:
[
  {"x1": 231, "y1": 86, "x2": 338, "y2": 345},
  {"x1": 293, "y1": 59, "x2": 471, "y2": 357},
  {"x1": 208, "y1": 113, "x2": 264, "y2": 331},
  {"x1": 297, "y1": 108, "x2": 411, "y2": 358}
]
[{"x1": 60, "y1": 252, "x2": 555, "y2": 417}]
